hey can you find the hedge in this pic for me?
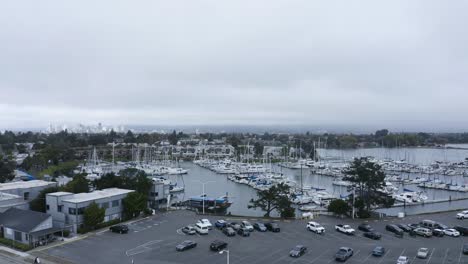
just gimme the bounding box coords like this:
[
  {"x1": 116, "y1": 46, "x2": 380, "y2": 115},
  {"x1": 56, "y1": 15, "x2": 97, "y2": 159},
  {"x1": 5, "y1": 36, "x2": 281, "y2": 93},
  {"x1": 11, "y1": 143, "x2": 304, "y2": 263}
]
[
  {"x1": 0, "y1": 237, "x2": 32, "y2": 251},
  {"x1": 78, "y1": 218, "x2": 123, "y2": 234}
]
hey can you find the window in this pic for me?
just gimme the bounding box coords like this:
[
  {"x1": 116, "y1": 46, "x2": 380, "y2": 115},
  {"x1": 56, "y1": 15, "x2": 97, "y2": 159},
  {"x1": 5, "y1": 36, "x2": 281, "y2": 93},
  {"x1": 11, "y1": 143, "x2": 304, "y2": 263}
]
[
  {"x1": 77, "y1": 207, "x2": 85, "y2": 215},
  {"x1": 46, "y1": 204, "x2": 50, "y2": 210},
  {"x1": 101, "y1": 202, "x2": 109, "y2": 209},
  {"x1": 69, "y1": 208, "x2": 76, "y2": 215},
  {"x1": 57, "y1": 205, "x2": 63, "y2": 212},
  {"x1": 14, "y1": 231, "x2": 22, "y2": 241},
  {"x1": 151, "y1": 192, "x2": 159, "y2": 197},
  {"x1": 23, "y1": 192, "x2": 30, "y2": 200},
  {"x1": 112, "y1": 200, "x2": 119, "y2": 207}
]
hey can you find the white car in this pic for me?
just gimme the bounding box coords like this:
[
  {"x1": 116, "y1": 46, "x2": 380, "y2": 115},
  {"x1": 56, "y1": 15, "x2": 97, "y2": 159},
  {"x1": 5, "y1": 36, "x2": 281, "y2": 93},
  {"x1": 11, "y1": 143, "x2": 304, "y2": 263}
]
[
  {"x1": 417, "y1": 248, "x2": 429, "y2": 259},
  {"x1": 241, "y1": 221, "x2": 254, "y2": 232},
  {"x1": 335, "y1": 224, "x2": 355, "y2": 235},
  {"x1": 197, "y1": 219, "x2": 212, "y2": 229},
  {"x1": 443, "y1": 228, "x2": 460, "y2": 237},
  {"x1": 194, "y1": 223, "x2": 210, "y2": 235},
  {"x1": 307, "y1": 222, "x2": 325, "y2": 234},
  {"x1": 397, "y1": 256, "x2": 409, "y2": 264},
  {"x1": 457, "y1": 210, "x2": 468, "y2": 219}
]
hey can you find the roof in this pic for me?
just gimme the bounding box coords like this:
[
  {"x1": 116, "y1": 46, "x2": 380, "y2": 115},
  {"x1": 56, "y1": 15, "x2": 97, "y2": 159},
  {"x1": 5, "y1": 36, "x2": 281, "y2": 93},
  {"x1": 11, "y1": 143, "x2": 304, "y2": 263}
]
[
  {"x1": 0, "y1": 192, "x2": 22, "y2": 201},
  {"x1": 0, "y1": 180, "x2": 55, "y2": 191},
  {"x1": 61, "y1": 188, "x2": 134, "y2": 204},
  {"x1": 0, "y1": 208, "x2": 50, "y2": 232},
  {"x1": 29, "y1": 227, "x2": 62, "y2": 237},
  {"x1": 47, "y1": 192, "x2": 73, "y2": 197}
]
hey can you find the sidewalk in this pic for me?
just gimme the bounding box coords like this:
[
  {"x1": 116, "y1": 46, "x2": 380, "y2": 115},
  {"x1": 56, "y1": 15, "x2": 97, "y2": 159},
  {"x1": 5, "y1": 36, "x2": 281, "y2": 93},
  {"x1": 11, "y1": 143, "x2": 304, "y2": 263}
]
[{"x1": 0, "y1": 245, "x2": 71, "y2": 264}]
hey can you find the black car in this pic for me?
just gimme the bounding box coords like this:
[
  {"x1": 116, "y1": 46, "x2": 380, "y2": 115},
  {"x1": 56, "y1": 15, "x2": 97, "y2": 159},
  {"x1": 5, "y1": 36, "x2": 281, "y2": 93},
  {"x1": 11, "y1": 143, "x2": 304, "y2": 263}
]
[
  {"x1": 372, "y1": 246, "x2": 385, "y2": 257},
  {"x1": 176, "y1": 240, "x2": 197, "y2": 251},
  {"x1": 228, "y1": 222, "x2": 241, "y2": 231},
  {"x1": 435, "y1": 223, "x2": 449, "y2": 230},
  {"x1": 463, "y1": 244, "x2": 468, "y2": 255},
  {"x1": 335, "y1": 247, "x2": 353, "y2": 262},
  {"x1": 454, "y1": 226, "x2": 468, "y2": 236},
  {"x1": 109, "y1": 224, "x2": 129, "y2": 234},
  {"x1": 397, "y1": 224, "x2": 412, "y2": 232},
  {"x1": 254, "y1": 222, "x2": 267, "y2": 232},
  {"x1": 289, "y1": 245, "x2": 307, "y2": 258},
  {"x1": 432, "y1": 228, "x2": 445, "y2": 237},
  {"x1": 237, "y1": 227, "x2": 250, "y2": 237},
  {"x1": 386, "y1": 224, "x2": 404, "y2": 237},
  {"x1": 358, "y1": 223, "x2": 373, "y2": 232},
  {"x1": 363, "y1": 231, "x2": 381, "y2": 240},
  {"x1": 210, "y1": 240, "x2": 228, "y2": 251},
  {"x1": 265, "y1": 222, "x2": 280, "y2": 232},
  {"x1": 222, "y1": 227, "x2": 236, "y2": 237}
]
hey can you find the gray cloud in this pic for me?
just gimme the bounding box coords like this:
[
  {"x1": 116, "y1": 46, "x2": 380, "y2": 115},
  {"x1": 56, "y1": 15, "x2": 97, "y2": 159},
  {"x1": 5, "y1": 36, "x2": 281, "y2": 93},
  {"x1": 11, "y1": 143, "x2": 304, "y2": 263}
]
[{"x1": 1, "y1": 0, "x2": 468, "y2": 131}]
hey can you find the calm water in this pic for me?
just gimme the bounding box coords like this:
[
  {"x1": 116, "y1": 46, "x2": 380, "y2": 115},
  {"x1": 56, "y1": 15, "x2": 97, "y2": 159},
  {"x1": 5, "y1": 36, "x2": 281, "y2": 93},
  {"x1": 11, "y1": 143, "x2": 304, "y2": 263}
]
[{"x1": 172, "y1": 147, "x2": 468, "y2": 217}]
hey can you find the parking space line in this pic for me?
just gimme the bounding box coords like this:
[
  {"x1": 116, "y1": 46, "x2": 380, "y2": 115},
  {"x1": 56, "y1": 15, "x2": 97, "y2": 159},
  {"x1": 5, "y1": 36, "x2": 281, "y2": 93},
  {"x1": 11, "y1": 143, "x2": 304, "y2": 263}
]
[
  {"x1": 377, "y1": 249, "x2": 390, "y2": 264},
  {"x1": 309, "y1": 249, "x2": 331, "y2": 263},
  {"x1": 443, "y1": 248, "x2": 450, "y2": 263},
  {"x1": 458, "y1": 244, "x2": 463, "y2": 264},
  {"x1": 427, "y1": 248, "x2": 435, "y2": 263}
]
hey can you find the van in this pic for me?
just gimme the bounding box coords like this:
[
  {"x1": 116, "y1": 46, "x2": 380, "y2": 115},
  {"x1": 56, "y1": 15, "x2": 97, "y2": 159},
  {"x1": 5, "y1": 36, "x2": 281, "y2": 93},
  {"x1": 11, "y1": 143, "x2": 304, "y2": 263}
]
[
  {"x1": 420, "y1": 220, "x2": 437, "y2": 229},
  {"x1": 195, "y1": 223, "x2": 209, "y2": 235}
]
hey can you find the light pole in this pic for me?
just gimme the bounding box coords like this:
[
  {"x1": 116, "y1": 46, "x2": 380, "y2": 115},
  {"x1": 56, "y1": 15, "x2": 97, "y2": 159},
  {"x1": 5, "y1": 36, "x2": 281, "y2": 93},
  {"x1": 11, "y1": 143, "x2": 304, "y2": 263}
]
[
  {"x1": 219, "y1": 250, "x2": 229, "y2": 264},
  {"x1": 192, "y1": 180, "x2": 215, "y2": 215}
]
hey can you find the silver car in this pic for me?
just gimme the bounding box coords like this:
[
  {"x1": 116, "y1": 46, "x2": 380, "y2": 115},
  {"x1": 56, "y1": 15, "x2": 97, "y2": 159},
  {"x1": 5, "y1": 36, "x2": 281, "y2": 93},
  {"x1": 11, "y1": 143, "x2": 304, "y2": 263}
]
[{"x1": 417, "y1": 248, "x2": 429, "y2": 259}]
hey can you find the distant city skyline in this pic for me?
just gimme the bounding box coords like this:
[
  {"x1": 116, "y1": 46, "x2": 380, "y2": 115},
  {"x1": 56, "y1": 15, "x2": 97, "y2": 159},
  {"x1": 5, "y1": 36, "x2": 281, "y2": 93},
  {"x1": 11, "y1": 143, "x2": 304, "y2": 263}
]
[{"x1": 1, "y1": 1, "x2": 468, "y2": 132}]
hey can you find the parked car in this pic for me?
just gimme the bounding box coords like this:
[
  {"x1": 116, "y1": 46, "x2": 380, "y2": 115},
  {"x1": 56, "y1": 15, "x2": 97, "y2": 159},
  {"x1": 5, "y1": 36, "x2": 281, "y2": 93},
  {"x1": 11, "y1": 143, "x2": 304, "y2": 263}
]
[
  {"x1": 109, "y1": 225, "x2": 129, "y2": 234},
  {"x1": 408, "y1": 223, "x2": 420, "y2": 230},
  {"x1": 443, "y1": 228, "x2": 461, "y2": 237},
  {"x1": 413, "y1": 227, "x2": 433, "y2": 237},
  {"x1": 237, "y1": 227, "x2": 250, "y2": 237},
  {"x1": 241, "y1": 221, "x2": 254, "y2": 232},
  {"x1": 289, "y1": 245, "x2": 307, "y2": 258},
  {"x1": 417, "y1": 248, "x2": 429, "y2": 259},
  {"x1": 386, "y1": 224, "x2": 404, "y2": 237},
  {"x1": 197, "y1": 219, "x2": 212, "y2": 229},
  {"x1": 228, "y1": 222, "x2": 241, "y2": 231},
  {"x1": 397, "y1": 256, "x2": 409, "y2": 264},
  {"x1": 210, "y1": 240, "x2": 228, "y2": 251},
  {"x1": 463, "y1": 244, "x2": 468, "y2": 255},
  {"x1": 253, "y1": 222, "x2": 267, "y2": 232},
  {"x1": 335, "y1": 224, "x2": 355, "y2": 235},
  {"x1": 215, "y1": 220, "x2": 227, "y2": 229},
  {"x1": 358, "y1": 223, "x2": 373, "y2": 232},
  {"x1": 432, "y1": 228, "x2": 445, "y2": 237},
  {"x1": 222, "y1": 227, "x2": 236, "y2": 237},
  {"x1": 372, "y1": 246, "x2": 385, "y2": 257},
  {"x1": 265, "y1": 222, "x2": 280, "y2": 232},
  {"x1": 176, "y1": 240, "x2": 197, "y2": 251},
  {"x1": 435, "y1": 222, "x2": 449, "y2": 230},
  {"x1": 454, "y1": 226, "x2": 468, "y2": 236},
  {"x1": 420, "y1": 219, "x2": 438, "y2": 229},
  {"x1": 457, "y1": 210, "x2": 468, "y2": 219},
  {"x1": 335, "y1": 247, "x2": 353, "y2": 262},
  {"x1": 181, "y1": 225, "x2": 196, "y2": 235},
  {"x1": 307, "y1": 221, "x2": 325, "y2": 234},
  {"x1": 363, "y1": 231, "x2": 381, "y2": 240},
  {"x1": 195, "y1": 223, "x2": 210, "y2": 235},
  {"x1": 397, "y1": 224, "x2": 412, "y2": 232}
]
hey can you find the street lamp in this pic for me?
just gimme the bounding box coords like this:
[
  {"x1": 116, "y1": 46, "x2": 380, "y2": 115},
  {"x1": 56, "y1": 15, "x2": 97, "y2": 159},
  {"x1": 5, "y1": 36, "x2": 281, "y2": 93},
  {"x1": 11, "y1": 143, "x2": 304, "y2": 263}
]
[
  {"x1": 192, "y1": 180, "x2": 215, "y2": 215},
  {"x1": 219, "y1": 250, "x2": 229, "y2": 264}
]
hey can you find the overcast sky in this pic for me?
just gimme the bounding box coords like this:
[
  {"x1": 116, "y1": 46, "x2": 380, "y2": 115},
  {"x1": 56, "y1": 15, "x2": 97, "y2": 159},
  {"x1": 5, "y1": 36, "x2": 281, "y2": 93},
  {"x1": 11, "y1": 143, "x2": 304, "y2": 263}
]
[{"x1": 1, "y1": 1, "x2": 467, "y2": 132}]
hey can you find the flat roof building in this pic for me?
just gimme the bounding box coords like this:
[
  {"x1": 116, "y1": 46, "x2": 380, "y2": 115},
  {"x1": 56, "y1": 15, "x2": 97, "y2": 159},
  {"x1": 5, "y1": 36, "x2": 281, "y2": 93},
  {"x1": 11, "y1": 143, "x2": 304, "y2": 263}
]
[
  {"x1": 0, "y1": 180, "x2": 57, "y2": 202},
  {"x1": 46, "y1": 188, "x2": 134, "y2": 233}
]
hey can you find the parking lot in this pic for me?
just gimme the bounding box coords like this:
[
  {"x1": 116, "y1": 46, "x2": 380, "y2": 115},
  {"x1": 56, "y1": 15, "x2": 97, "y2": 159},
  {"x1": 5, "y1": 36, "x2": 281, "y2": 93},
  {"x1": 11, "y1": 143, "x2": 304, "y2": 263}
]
[{"x1": 39, "y1": 210, "x2": 468, "y2": 264}]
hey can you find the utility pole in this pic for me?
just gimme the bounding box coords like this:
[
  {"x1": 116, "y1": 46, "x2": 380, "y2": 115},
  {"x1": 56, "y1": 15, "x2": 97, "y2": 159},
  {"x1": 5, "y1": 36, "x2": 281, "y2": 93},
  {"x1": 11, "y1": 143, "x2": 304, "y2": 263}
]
[
  {"x1": 192, "y1": 180, "x2": 215, "y2": 215},
  {"x1": 352, "y1": 187, "x2": 355, "y2": 219}
]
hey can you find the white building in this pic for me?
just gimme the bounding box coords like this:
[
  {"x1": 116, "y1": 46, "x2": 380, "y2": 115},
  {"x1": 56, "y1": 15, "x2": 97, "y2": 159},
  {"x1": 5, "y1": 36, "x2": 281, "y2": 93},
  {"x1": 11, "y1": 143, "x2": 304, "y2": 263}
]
[{"x1": 46, "y1": 188, "x2": 134, "y2": 233}]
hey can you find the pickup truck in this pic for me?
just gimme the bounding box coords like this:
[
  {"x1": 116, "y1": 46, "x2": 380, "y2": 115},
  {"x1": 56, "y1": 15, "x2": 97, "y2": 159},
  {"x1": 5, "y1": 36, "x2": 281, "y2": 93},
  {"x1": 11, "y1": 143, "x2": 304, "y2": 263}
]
[{"x1": 335, "y1": 224, "x2": 355, "y2": 235}]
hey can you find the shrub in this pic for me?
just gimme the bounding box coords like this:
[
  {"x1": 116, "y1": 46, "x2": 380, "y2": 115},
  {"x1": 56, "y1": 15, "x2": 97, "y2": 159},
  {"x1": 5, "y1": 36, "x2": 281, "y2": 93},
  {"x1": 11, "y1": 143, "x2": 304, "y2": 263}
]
[{"x1": 0, "y1": 237, "x2": 32, "y2": 251}]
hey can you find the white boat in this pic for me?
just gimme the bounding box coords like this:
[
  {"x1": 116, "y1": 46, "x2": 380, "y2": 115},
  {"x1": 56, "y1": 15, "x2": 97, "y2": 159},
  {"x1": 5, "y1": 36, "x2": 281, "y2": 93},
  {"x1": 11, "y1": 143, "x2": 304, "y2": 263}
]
[{"x1": 299, "y1": 205, "x2": 317, "y2": 211}]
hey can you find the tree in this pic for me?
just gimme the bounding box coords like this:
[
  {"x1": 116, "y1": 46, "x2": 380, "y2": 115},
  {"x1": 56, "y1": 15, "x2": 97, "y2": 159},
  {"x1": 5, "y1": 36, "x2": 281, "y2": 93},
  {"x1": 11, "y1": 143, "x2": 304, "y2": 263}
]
[
  {"x1": 29, "y1": 186, "x2": 59, "y2": 212},
  {"x1": 253, "y1": 142, "x2": 264, "y2": 157},
  {"x1": 343, "y1": 157, "x2": 394, "y2": 217},
  {"x1": 168, "y1": 130, "x2": 178, "y2": 145},
  {"x1": 375, "y1": 129, "x2": 389, "y2": 138},
  {"x1": 0, "y1": 157, "x2": 15, "y2": 183},
  {"x1": 248, "y1": 183, "x2": 291, "y2": 218},
  {"x1": 328, "y1": 199, "x2": 350, "y2": 216},
  {"x1": 122, "y1": 192, "x2": 147, "y2": 219},
  {"x1": 65, "y1": 174, "x2": 89, "y2": 193},
  {"x1": 83, "y1": 202, "x2": 105, "y2": 230}
]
